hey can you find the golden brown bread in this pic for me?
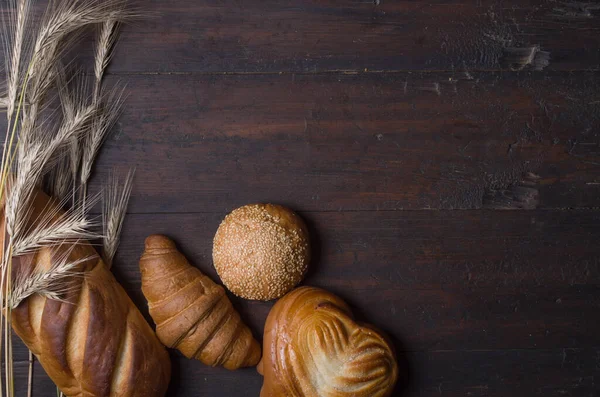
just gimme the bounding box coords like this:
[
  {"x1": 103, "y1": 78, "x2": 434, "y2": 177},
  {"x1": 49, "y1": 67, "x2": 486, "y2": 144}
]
[
  {"x1": 139, "y1": 234, "x2": 261, "y2": 370},
  {"x1": 213, "y1": 203, "x2": 310, "y2": 301},
  {"x1": 2, "y1": 191, "x2": 171, "y2": 397},
  {"x1": 258, "y1": 286, "x2": 398, "y2": 397}
]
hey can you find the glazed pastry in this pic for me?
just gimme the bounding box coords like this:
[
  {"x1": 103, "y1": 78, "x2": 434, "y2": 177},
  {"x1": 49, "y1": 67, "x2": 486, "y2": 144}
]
[
  {"x1": 213, "y1": 203, "x2": 310, "y2": 301},
  {"x1": 140, "y1": 234, "x2": 261, "y2": 369},
  {"x1": 3, "y1": 190, "x2": 171, "y2": 397},
  {"x1": 258, "y1": 286, "x2": 398, "y2": 397}
]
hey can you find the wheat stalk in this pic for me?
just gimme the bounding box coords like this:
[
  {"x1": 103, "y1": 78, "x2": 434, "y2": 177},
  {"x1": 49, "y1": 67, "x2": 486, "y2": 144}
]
[
  {"x1": 0, "y1": 2, "x2": 136, "y2": 395},
  {"x1": 12, "y1": 197, "x2": 100, "y2": 257},
  {"x1": 22, "y1": 0, "x2": 133, "y2": 182},
  {"x1": 46, "y1": 153, "x2": 72, "y2": 204},
  {"x1": 7, "y1": 246, "x2": 92, "y2": 309},
  {"x1": 94, "y1": 20, "x2": 119, "y2": 100},
  {"x1": 1, "y1": 244, "x2": 15, "y2": 397},
  {"x1": 27, "y1": 350, "x2": 33, "y2": 397},
  {"x1": 55, "y1": 66, "x2": 89, "y2": 205},
  {"x1": 28, "y1": 0, "x2": 133, "y2": 91},
  {"x1": 3, "y1": 0, "x2": 31, "y2": 121},
  {"x1": 32, "y1": 1, "x2": 128, "y2": 60},
  {"x1": 102, "y1": 169, "x2": 134, "y2": 268},
  {"x1": 7, "y1": 104, "x2": 96, "y2": 244},
  {"x1": 80, "y1": 18, "x2": 126, "y2": 204},
  {"x1": 1, "y1": 0, "x2": 31, "y2": 202},
  {"x1": 27, "y1": 351, "x2": 32, "y2": 397},
  {"x1": 80, "y1": 85, "x2": 126, "y2": 199}
]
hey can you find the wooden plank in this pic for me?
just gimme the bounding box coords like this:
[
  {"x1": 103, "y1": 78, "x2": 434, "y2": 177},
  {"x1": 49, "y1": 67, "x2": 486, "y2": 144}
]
[
  {"x1": 4, "y1": 72, "x2": 599, "y2": 212},
  {"x1": 7, "y1": 283, "x2": 599, "y2": 360},
  {"x1": 1, "y1": 0, "x2": 598, "y2": 73},
  {"x1": 90, "y1": 1, "x2": 600, "y2": 73},
  {"x1": 5, "y1": 209, "x2": 599, "y2": 361},
  {"x1": 407, "y1": 348, "x2": 600, "y2": 397},
  {"x1": 108, "y1": 210, "x2": 599, "y2": 351},
  {"x1": 115, "y1": 210, "x2": 600, "y2": 291},
  {"x1": 8, "y1": 347, "x2": 600, "y2": 397},
  {"x1": 58, "y1": 71, "x2": 600, "y2": 212}
]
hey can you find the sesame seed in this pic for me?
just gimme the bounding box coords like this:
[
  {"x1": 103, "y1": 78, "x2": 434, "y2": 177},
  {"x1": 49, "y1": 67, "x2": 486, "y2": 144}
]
[{"x1": 213, "y1": 204, "x2": 310, "y2": 301}]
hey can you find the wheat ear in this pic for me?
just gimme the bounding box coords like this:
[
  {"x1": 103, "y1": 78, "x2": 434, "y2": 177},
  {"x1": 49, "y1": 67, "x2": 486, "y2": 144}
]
[
  {"x1": 46, "y1": 154, "x2": 72, "y2": 204},
  {"x1": 8, "y1": 245, "x2": 93, "y2": 309},
  {"x1": 7, "y1": 103, "x2": 96, "y2": 245},
  {"x1": 0, "y1": 2, "x2": 136, "y2": 395},
  {"x1": 80, "y1": 85, "x2": 126, "y2": 199},
  {"x1": 102, "y1": 169, "x2": 134, "y2": 268},
  {"x1": 11, "y1": 193, "x2": 100, "y2": 257},
  {"x1": 80, "y1": 16, "x2": 126, "y2": 204},
  {"x1": 94, "y1": 20, "x2": 119, "y2": 100},
  {"x1": 3, "y1": 0, "x2": 31, "y2": 121}
]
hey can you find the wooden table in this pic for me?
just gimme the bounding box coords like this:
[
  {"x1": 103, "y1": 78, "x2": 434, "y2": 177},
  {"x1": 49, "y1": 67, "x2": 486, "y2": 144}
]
[{"x1": 7, "y1": 1, "x2": 600, "y2": 396}]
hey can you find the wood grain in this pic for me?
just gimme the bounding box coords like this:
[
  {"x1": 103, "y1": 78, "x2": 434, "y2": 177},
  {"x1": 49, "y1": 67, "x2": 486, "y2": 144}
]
[
  {"x1": 2, "y1": 0, "x2": 599, "y2": 74},
  {"x1": 0, "y1": 0, "x2": 598, "y2": 396},
  {"x1": 8, "y1": 209, "x2": 599, "y2": 351},
  {"x1": 112, "y1": 211, "x2": 600, "y2": 292},
  {"x1": 0, "y1": 73, "x2": 587, "y2": 212},
  {"x1": 100, "y1": 0, "x2": 600, "y2": 73},
  {"x1": 115, "y1": 210, "x2": 600, "y2": 351},
  {"x1": 75, "y1": 71, "x2": 600, "y2": 212},
  {"x1": 7, "y1": 346, "x2": 600, "y2": 397},
  {"x1": 5, "y1": 209, "x2": 599, "y2": 395}
]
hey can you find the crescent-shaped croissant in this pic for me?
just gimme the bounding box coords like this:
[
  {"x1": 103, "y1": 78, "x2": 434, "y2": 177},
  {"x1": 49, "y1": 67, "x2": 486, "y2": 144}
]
[
  {"x1": 258, "y1": 286, "x2": 398, "y2": 397},
  {"x1": 139, "y1": 234, "x2": 261, "y2": 370}
]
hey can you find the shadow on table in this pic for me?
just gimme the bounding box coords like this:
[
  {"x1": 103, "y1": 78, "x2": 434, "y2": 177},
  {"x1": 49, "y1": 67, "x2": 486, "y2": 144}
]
[
  {"x1": 346, "y1": 299, "x2": 412, "y2": 396},
  {"x1": 301, "y1": 212, "x2": 413, "y2": 396},
  {"x1": 165, "y1": 351, "x2": 182, "y2": 396}
]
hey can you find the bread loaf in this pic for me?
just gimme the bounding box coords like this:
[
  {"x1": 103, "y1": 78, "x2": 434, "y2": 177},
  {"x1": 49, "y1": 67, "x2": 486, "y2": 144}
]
[
  {"x1": 140, "y1": 235, "x2": 261, "y2": 370},
  {"x1": 2, "y1": 190, "x2": 171, "y2": 397},
  {"x1": 258, "y1": 286, "x2": 398, "y2": 397}
]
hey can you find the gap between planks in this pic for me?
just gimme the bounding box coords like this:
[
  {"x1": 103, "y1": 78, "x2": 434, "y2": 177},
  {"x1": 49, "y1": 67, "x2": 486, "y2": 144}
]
[
  {"x1": 101, "y1": 68, "x2": 600, "y2": 76},
  {"x1": 85, "y1": 208, "x2": 600, "y2": 216},
  {"x1": 8, "y1": 346, "x2": 600, "y2": 366}
]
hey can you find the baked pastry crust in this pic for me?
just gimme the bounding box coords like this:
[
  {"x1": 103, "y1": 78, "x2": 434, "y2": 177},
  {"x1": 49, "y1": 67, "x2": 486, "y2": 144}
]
[
  {"x1": 3, "y1": 191, "x2": 171, "y2": 397},
  {"x1": 258, "y1": 286, "x2": 398, "y2": 397},
  {"x1": 140, "y1": 234, "x2": 261, "y2": 370},
  {"x1": 213, "y1": 204, "x2": 310, "y2": 301}
]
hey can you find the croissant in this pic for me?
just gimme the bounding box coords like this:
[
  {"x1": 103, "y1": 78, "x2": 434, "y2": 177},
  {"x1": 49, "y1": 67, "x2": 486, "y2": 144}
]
[
  {"x1": 139, "y1": 234, "x2": 261, "y2": 370},
  {"x1": 258, "y1": 286, "x2": 398, "y2": 397},
  {"x1": 2, "y1": 190, "x2": 171, "y2": 397}
]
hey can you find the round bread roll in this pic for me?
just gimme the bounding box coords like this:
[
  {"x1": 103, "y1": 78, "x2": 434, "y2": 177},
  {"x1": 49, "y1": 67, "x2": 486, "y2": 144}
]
[{"x1": 213, "y1": 204, "x2": 310, "y2": 301}]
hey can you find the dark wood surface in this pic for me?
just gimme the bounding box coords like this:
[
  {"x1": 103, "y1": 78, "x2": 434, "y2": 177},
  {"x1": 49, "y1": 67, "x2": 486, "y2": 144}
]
[{"x1": 2, "y1": 0, "x2": 600, "y2": 396}]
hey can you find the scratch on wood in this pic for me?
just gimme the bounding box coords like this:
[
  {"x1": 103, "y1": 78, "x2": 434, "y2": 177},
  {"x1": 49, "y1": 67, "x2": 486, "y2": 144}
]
[
  {"x1": 419, "y1": 82, "x2": 441, "y2": 96},
  {"x1": 483, "y1": 172, "x2": 541, "y2": 210},
  {"x1": 483, "y1": 32, "x2": 513, "y2": 47},
  {"x1": 502, "y1": 46, "x2": 550, "y2": 71},
  {"x1": 552, "y1": 2, "x2": 600, "y2": 19}
]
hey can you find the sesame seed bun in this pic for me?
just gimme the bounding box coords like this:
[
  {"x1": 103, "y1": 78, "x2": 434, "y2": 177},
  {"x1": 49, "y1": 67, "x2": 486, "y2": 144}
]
[{"x1": 213, "y1": 204, "x2": 310, "y2": 301}]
